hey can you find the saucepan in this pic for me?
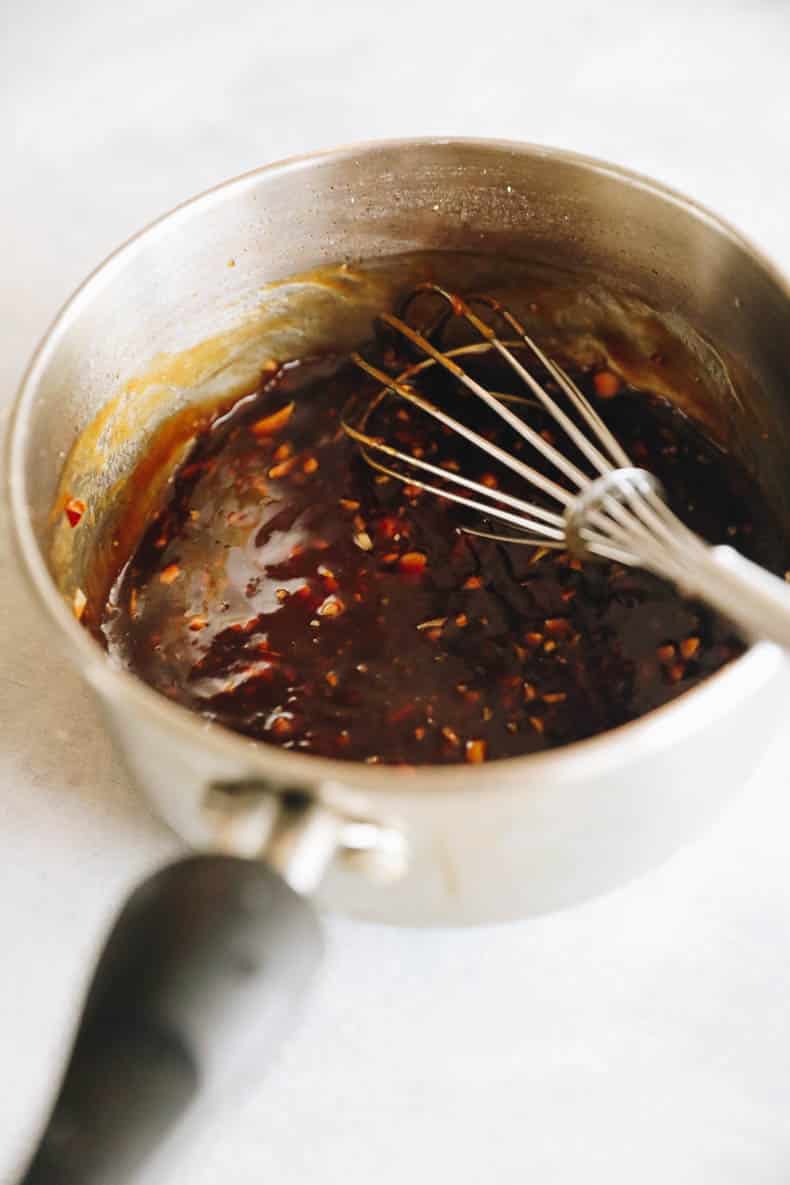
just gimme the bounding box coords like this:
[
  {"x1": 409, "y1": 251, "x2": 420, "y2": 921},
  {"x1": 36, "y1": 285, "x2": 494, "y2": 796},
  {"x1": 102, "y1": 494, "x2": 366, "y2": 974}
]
[{"x1": 8, "y1": 138, "x2": 790, "y2": 1184}]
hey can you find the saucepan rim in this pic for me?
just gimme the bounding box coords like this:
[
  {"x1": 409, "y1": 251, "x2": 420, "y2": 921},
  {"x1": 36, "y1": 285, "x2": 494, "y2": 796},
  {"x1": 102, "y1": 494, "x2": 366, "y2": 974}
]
[{"x1": 6, "y1": 135, "x2": 788, "y2": 796}]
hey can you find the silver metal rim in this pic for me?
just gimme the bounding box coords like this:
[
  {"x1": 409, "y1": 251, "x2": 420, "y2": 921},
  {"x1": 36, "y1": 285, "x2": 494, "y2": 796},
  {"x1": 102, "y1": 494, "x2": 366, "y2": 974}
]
[{"x1": 6, "y1": 135, "x2": 787, "y2": 794}]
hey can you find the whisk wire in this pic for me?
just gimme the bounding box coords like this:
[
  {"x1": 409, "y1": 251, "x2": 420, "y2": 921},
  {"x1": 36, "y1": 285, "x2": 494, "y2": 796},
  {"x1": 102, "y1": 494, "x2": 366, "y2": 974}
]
[
  {"x1": 342, "y1": 379, "x2": 565, "y2": 539},
  {"x1": 355, "y1": 447, "x2": 565, "y2": 545},
  {"x1": 463, "y1": 292, "x2": 632, "y2": 471},
  {"x1": 350, "y1": 354, "x2": 573, "y2": 516},
  {"x1": 377, "y1": 312, "x2": 592, "y2": 494},
  {"x1": 341, "y1": 283, "x2": 790, "y2": 654},
  {"x1": 454, "y1": 293, "x2": 628, "y2": 477}
]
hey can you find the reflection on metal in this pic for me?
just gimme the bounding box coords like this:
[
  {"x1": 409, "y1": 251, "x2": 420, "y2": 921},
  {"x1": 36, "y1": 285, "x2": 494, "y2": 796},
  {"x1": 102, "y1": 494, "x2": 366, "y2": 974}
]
[{"x1": 204, "y1": 782, "x2": 409, "y2": 893}]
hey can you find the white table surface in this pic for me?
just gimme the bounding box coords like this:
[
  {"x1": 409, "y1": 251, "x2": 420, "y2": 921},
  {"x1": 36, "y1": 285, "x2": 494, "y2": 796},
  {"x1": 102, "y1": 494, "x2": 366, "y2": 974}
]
[{"x1": 3, "y1": 2, "x2": 790, "y2": 1181}]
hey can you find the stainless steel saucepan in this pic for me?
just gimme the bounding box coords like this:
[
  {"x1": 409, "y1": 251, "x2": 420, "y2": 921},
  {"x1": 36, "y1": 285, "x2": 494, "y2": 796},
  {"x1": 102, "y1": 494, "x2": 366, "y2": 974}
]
[{"x1": 8, "y1": 138, "x2": 790, "y2": 1184}]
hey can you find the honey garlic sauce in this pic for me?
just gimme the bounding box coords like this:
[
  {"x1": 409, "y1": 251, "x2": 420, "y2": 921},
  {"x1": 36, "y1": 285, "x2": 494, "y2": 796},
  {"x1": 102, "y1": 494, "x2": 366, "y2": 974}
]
[{"x1": 101, "y1": 352, "x2": 786, "y2": 766}]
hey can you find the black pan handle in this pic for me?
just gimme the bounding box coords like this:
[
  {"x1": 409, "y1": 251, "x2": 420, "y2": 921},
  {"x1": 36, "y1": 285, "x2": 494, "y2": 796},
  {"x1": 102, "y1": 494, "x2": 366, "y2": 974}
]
[{"x1": 19, "y1": 854, "x2": 323, "y2": 1185}]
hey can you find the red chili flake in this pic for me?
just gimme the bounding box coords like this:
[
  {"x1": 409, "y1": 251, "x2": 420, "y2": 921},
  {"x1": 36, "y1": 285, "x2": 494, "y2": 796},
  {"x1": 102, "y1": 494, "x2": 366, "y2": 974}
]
[
  {"x1": 667, "y1": 662, "x2": 686, "y2": 684},
  {"x1": 414, "y1": 726, "x2": 426, "y2": 741},
  {"x1": 273, "y1": 442, "x2": 293, "y2": 463},
  {"x1": 441, "y1": 726, "x2": 461, "y2": 746},
  {"x1": 317, "y1": 565, "x2": 339, "y2": 592},
  {"x1": 480, "y1": 473, "x2": 498, "y2": 489},
  {"x1": 543, "y1": 692, "x2": 567, "y2": 705},
  {"x1": 528, "y1": 716, "x2": 545, "y2": 734},
  {"x1": 679, "y1": 636, "x2": 700, "y2": 660},
  {"x1": 378, "y1": 516, "x2": 401, "y2": 539},
  {"x1": 64, "y1": 497, "x2": 86, "y2": 527},
  {"x1": 525, "y1": 631, "x2": 544, "y2": 648},
  {"x1": 389, "y1": 703, "x2": 415, "y2": 723},
  {"x1": 188, "y1": 615, "x2": 208, "y2": 631},
  {"x1": 545, "y1": 617, "x2": 572, "y2": 638},
  {"x1": 523, "y1": 681, "x2": 537, "y2": 702},
  {"x1": 560, "y1": 588, "x2": 577, "y2": 603},
  {"x1": 339, "y1": 498, "x2": 360, "y2": 511},
  {"x1": 159, "y1": 564, "x2": 181, "y2": 585},
  {"x1": 317, "y1": 595, "x2": 344, "y2": 617},
  {"x1": 398, "y1": 551, "x2": 427, "y2": 573},
  {"x1": 303, "y1": 456, "x2": 319, "y2": 474},
  {"x1": 543, "y1": 640, "x2": 558, "y2": 653},
  {"x1": 454, "y1": 613, "x2": 468, "y2": 627},
  {"x1": 72, "y1": 587, "x2": 87, "y2": 620},
  {"x1": 465, "y1": 739, "x2": 487, "y2": 764},
  {"x1": 656, "y1": 643, "x2": 676, "y2": 663},
  {"x1": 417, "y1": 617, "x2": 447, "y2": 631},
  {"x1": 269, "y1": 715, "x2": 295, "y2": 737},
  {"x1": 269, "y1": 456, "x2": 298, "y2": 479},
  {"x1": 593, "y1": 371, "x2": 622, "y2": 398},
  {"x1": 402, "y1": 484, "x2": 422, "y2": 498},
  {"x1": 325, "y1": 670, "x2": 339, "y2": 688},
  {"x1": 463, "y1": 575, "x2": 482, "y2": 589},
  {"x1": 250, "y1": 401, "x2": 294, "y2": 437}
]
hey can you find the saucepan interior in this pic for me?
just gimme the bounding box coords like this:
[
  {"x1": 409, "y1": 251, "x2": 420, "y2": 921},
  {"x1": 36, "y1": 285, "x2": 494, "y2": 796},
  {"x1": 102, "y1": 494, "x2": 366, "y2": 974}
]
[
  {"x1": 16, "y1": 139, "x2": 790, "y2": 619},
  {"x1": 9, "y1": 138, "x2": 790, "y2": 923}
]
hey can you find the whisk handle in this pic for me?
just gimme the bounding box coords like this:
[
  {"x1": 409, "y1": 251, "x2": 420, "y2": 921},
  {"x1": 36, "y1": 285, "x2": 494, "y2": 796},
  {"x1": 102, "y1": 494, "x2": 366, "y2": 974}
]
[
  {"x1": 18, "y1": 855, "x2": 323, "y2": 1185},
  {"x1": 687, "y1": 545, "x2": 790, "y2": 651}
]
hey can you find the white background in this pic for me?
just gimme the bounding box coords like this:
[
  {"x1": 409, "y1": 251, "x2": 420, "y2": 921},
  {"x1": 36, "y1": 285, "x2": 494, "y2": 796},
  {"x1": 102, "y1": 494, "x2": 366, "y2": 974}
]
[{"x1": 2, "y1": 2, "x2": 790, "y2": 1182}]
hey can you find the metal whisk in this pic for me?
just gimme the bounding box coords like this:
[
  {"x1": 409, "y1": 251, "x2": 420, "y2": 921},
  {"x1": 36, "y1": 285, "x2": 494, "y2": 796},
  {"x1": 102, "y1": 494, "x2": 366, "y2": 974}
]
[{"x1": 343, "y1": 282, "x2": 790, "y2": 650}]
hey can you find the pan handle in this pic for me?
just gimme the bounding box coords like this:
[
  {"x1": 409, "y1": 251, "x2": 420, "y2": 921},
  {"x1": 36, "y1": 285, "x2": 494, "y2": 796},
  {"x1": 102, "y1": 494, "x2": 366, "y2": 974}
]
[{"x1": 18, "y1": 854, "x2": 323, "y2": 1185}]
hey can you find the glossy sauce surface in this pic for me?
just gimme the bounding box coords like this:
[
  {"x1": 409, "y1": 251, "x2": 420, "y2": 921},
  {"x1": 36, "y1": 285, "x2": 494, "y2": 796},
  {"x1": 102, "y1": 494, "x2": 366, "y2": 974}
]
[{"x1": 101, "y1": 346, "x2": 786, "y2": 765}]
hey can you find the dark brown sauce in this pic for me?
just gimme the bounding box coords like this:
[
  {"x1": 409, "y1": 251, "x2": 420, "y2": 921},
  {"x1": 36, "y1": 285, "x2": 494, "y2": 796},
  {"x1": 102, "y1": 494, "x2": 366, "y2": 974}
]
[{"x1": 100, "y1": 336, "x2": 787, "y2": 765}]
